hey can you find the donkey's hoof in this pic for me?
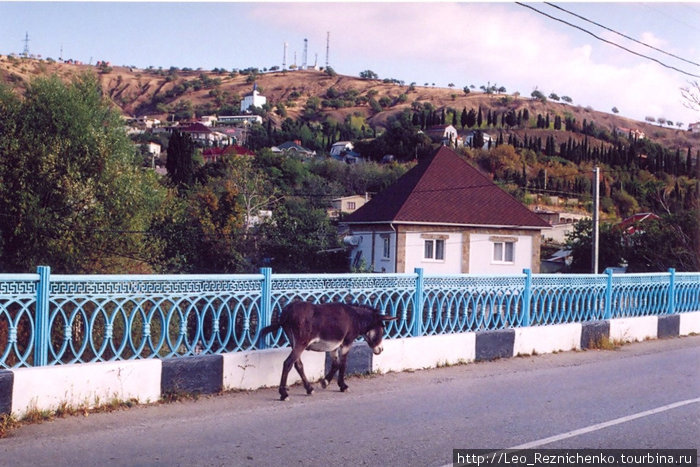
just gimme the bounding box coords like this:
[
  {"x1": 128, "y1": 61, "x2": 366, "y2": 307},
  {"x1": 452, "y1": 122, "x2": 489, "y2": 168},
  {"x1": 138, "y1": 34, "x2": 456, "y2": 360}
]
[
  {"x1": 320, "y1": 379, "x2": 329, "y2": 389},
  {"x1": 306, "y1": 388, "x2": 314, "y2": 395},
  {"x1": 280, "y1": 395, "x2": 290, "y2": 402},
  {"x1": 340, "y1": 385, "x2": 349, "y2": 393}
]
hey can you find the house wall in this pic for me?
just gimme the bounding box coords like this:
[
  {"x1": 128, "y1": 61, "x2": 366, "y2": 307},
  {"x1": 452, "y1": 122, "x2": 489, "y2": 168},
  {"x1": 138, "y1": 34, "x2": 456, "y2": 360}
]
[
  {"x1": 404, "y1": 231, "x2": 463, "y2": 274},
  {"x1": 468, "y1": 231, "x2": 535, "y2": 274},
  {"x1": 348, "y1": 230, "x2": 397, "y2": 273},
  {"x1": 348, "y1": 225, "x2": 541, "y2": 274}
]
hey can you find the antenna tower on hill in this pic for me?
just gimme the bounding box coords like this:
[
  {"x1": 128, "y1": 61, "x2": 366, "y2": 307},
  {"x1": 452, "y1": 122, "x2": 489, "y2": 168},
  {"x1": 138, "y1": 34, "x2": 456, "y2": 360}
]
[
  {"x1": 283, "y1": 42, "x2": 287, "y2": 69},
  {"x1": 325, "y1": 31, "x2": 330, "y2": 68},
  {"x1": 22, "y1": 32, "x2": 30, "y2": 58},
  {"x1": 302, "y1": 38, "x2": 308, "y2": 70}
]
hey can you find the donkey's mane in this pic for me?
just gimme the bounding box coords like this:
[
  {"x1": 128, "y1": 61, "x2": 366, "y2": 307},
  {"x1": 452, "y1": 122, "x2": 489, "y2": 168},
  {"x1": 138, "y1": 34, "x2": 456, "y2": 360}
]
[{"x1": 348, "y1": 303, "x2": 380, "y2": 315}]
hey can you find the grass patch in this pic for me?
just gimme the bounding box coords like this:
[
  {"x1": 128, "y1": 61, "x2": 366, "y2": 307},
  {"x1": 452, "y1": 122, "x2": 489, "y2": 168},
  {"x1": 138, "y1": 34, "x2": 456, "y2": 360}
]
[
  {"x1": 161, "y1": 390, "x2": 200, "y2": 403},
  {"x1": 587, "y1": 335, "x2": 622, "y2": 350},
  {"x1": 0, "y1": 414, "x2": 19, "y2": 438},
  {"x1": 0, "y1": 396, "x2": 142, "y2": 439}
]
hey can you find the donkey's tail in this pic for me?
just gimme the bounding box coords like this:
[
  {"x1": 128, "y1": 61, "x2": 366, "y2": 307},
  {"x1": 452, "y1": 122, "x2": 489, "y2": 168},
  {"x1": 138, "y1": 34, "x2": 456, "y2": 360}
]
[{"x1": 259, "y1": 323, "x2": 281, "y2": 337}]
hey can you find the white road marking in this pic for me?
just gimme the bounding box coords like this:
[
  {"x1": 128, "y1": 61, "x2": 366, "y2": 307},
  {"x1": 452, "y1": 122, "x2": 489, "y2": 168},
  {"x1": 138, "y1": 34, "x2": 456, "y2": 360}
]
[
  {"x1": 446, "y1": 397, "x2": 700, "y2": 467},
  {"x1": 507, "y1": 397, "x2": 700, "y2": 450}
]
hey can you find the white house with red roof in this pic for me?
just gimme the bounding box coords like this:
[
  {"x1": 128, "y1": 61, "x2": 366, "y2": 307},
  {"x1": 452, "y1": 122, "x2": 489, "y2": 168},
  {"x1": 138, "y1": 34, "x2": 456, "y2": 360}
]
[{"x1": 341, "y1": 146, "x2": 550, "y2": 274}]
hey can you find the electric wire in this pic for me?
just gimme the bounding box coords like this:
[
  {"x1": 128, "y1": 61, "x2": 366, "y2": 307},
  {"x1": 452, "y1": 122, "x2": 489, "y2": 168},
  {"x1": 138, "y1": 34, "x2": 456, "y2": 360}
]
[
  {"x1": 545, "y1": 2, "x2": 700, "y2": 68},
  {"x1": 515, "y1": 2, "x2": 700, "y2": 79}
]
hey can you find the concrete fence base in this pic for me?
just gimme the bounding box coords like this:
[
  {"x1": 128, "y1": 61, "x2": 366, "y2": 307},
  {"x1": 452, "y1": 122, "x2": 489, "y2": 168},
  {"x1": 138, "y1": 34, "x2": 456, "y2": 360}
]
[{"x1": 1, "y1": 311, "x2": 698, "y2": 417}]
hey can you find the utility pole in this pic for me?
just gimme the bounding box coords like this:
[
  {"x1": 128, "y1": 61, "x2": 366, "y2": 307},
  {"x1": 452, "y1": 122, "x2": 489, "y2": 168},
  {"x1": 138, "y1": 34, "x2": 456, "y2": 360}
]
[{"x1": 591, "y1": 166, "x2": 600, "y2": 274}]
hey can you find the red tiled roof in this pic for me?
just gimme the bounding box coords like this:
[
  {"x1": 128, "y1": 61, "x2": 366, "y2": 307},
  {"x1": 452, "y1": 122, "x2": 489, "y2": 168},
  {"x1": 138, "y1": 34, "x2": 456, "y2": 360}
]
[
  {"x1": 224, "y1": 145, "x2": 255, "y2": 156},
  {"x1": 343, "y1": 146, "x2": 550, "y2": 228},
  {"x1": 617, "y1": 212, "x2": 660, "y2": 234}
]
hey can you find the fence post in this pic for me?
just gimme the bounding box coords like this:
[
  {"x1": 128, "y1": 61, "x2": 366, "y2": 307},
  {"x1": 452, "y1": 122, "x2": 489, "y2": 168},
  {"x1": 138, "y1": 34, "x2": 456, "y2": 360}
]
[
  {"x1": 604, "y1": 268, "x2": 613, "y2": 320},
  {"x1": 34, "y1": 266, "x2": 51, "y2": 367},
  {"x1": 667, "y1": 268, "x2": 676, "y2": 315},
  {"x1": 412, "y1": 268, "x2": 424, "y2": 337},
  {"x1": 522, "y1": 269, "x2": 531, "y2": 327},
  {"x1": 259, "y1": 267, "x2": 272, "y2": 349}
]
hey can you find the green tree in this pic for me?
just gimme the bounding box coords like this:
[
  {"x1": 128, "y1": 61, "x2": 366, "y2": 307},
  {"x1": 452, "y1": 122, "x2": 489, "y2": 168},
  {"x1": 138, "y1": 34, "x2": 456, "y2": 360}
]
[
  {"x1": 0, "y1": 74, "x2": 166, "y2": 273},
  {"x1": 359, "y1": 70, "x2": 378, "y2": 80},
  {"x1": 565, "y1": 220, "x2": 626, "y2": 273},
  {"x1": 166, "y1": 130, "x2": 197, "y2": 187},
  {"x1": 531, "y1": 90, "x2": 547, "y2": 102},
  {"x1": 257, "y1": 198, "x2": 346, "y2": 273},
  {"x1": 624, "y1": 212, "x2": 699, "y2": 272}
]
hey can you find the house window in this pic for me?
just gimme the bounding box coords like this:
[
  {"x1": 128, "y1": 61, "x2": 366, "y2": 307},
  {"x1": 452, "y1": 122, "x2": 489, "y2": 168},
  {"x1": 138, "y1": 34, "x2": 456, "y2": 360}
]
[
  {"x1": 424, "y1": 239, "x2": 445, "y2": 261},
  {"x1": 381, "y1": 235, "x2": 391, "y2": 260},
  {"x1": 493, "y1": 241, "x2": 515, "y2": 263}
]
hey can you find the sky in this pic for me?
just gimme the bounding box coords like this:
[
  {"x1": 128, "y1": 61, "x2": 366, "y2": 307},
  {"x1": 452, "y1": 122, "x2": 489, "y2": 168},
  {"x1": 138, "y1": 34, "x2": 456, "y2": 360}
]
[{"x1": 1, "y1": 1, "x2": 699, "y2": 126}]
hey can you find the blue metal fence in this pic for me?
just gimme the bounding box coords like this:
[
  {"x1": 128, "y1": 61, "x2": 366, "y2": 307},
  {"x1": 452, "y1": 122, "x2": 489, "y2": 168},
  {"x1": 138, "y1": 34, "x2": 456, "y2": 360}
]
[{"x1": 0, "y1": 266, "x2": 698, "y2": 369}]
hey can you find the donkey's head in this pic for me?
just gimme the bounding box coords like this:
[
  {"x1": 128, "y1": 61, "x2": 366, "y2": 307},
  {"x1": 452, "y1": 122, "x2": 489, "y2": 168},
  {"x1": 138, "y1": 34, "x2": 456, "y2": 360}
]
[{"x1": 362, "y1": 310, "x2": 397, "y2": 355}]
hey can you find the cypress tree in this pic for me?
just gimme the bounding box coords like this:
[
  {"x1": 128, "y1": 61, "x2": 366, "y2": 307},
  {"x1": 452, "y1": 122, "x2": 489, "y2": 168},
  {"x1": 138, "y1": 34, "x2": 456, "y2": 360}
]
[{"x1": 166, "y1": 130, "x2": 196, "y2": 188}]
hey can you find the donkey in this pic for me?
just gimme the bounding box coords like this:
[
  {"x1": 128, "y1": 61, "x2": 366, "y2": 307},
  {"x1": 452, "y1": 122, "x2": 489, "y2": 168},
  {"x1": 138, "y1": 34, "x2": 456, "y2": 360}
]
[{"x1": 259, "y1": 301, "x2": 396, "y2": 401}]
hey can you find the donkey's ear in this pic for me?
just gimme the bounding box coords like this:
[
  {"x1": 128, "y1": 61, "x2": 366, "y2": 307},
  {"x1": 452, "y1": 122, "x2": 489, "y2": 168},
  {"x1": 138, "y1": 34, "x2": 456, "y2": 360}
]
[{"x1": 380, "y1": 315, "x2": 397, "y2": 322}]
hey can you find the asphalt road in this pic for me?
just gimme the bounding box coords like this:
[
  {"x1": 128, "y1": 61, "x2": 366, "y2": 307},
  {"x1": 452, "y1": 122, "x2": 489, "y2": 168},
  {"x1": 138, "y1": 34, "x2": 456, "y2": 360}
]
[{"x1": 1, "y1": 336, "x2": 698, "y2": 467}]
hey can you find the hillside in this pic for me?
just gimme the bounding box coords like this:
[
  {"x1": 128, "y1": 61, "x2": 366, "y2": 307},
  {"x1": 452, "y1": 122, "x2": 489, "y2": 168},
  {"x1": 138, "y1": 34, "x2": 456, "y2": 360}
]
[{"x1": 1, "y1": 54, "x2": 699, "y2": 154}]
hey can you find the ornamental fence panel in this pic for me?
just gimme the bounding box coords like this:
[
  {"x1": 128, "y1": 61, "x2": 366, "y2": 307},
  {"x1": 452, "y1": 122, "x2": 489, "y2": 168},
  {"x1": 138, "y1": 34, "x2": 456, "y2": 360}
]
[{"x1": 0, "y1": 266, "x2": 697, "y2": 369}]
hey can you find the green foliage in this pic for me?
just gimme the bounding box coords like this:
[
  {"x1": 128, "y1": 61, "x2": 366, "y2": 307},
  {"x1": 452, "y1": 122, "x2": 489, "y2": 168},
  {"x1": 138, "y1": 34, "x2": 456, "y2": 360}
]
[
  {"x1": 531, "y1": 90, "x2": 547, "y2": 102},
  {"x1": 623, "y1": 211, "x2": 699, "y2": 272},
  {"x1": 565, "y1": 212, "x2": 700, "y2": 273},
  {"x1": 166, "y1": 131, "x2": 197, "y2": 187},
  {"x1": 353, "y1": 110, "x2": 433, "y2": 161},
  {"x1": 359, "y1": 70, "x2": 379, "y2": 80},
  {"x1": 565, "y1": 219, "x2": 626, "y2": 273},
  {"x1": 155, "y1": 156, "x2": 250, "y2": 273},
  {"x1": 0, "y1": 74, "x2": 167, "y2": 273},
  {"x1": 256, "y1": 198, "x2": 346, "y2": 273}
]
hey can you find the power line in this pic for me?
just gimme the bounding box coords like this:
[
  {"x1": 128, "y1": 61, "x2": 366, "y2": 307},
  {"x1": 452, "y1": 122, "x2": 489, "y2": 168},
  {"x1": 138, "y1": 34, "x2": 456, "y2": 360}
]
[
  {"x1": 515, "y1": 2, "x2": 700, "y2": 79},
  {"x1": 639, "y1": 3, "x2": 700, "y2": 34},
  {"x1": 545, "y1": 2, "x2": 700, "y2": 68}
]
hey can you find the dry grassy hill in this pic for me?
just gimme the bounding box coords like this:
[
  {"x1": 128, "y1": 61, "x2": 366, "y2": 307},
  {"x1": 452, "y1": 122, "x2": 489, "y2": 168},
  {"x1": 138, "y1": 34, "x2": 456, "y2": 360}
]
[{"x1": 1, "y1": 54, "x2": 699, "y2": 153}]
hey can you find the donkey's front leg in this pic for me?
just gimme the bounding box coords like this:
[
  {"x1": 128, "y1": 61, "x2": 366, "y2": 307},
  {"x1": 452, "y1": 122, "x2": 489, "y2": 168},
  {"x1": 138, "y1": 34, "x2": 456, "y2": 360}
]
[
  {"x1": 294, "y1": 357, "x2": 315, "y2": 395},
  {"x1": 336, "y1": 345, "x2": 352, "y2": 392},
  {"x1": 279, "y1": 347, "x2": 303, "y2": 401},
  {"x1": 321, "y1": 348, "x2": 340, "y2": 388}
]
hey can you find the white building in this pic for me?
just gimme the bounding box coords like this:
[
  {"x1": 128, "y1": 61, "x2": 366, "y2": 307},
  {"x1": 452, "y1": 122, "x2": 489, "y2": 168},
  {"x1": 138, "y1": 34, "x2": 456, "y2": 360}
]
[{"x1": 240, "y1": 84, "x2": 267, "y2": 112}]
